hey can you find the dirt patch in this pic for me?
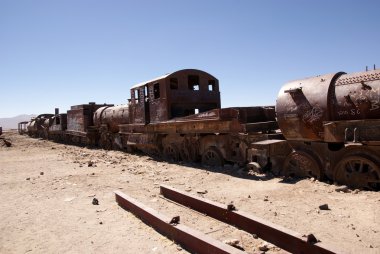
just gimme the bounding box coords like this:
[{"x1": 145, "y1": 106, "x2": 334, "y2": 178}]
[{"x1": 0, "y1": 131, "x2": 379, "y2": 253}]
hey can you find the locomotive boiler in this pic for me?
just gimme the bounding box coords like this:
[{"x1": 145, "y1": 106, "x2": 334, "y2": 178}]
[
  {"x1": 93, "y1": 104, "x2": 130, "y2": 149},
  {"x1": 276, "y1": 69, "x2": 380, "y2": 190}
]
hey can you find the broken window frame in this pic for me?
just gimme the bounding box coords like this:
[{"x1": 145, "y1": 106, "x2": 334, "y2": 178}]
[
  {"x1": 170, "y1": 78, "x2": 179, "y2": 90},
  {"x1": 153, "y1": 83, "x2": 160, "y2": 99},
  {"x1": 188, "y1": 75, "x2": 200, "y2": 91},
  {"x1": 208, "y1": 80, "x2": 216, "y2": 91}
]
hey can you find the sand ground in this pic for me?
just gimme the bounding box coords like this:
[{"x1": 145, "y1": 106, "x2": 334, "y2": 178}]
[{"x1": 0, "y1": 131, "x2": 379, "y2": 254}]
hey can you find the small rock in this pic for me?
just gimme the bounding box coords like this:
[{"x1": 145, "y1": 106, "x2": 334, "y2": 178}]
[
  {"x1": 224, "y1": 239, "x2": 240, "y2": 246},
  {"x1": 263, "y1": 196, "x2": 269, "y2": 201},
  {"x1": 370, "y1": 245, "x2": 373, "y2": 248},
  {"x1": 335, "y1": 185, "x2": 350, "y2": 193},
  {"x1": 353, "y1": 189, "x2": 360, "y2": 194},
  {"x1": 99, "y1": 221, "x2": 103, "y2": 225},
  {"x1": 176, "y1": 245, "x2": 182, "y2": 251},
  {"x1": 88, "y1": 161, "x2": 94, "y2": 167},
  {"x1": 305, "y1": 234, "x2": 319, "y2": 244},
  {"x1": 258, "y1": 243, "x2": 269, "y2": 252},
  {"x1": 248, "y1": 195, "x2": 251, "y2": 198},
  {"x1": 274, "y1": 212, "x2": 277, "y2": 216},
  {"x1": 197, "y1": 190, "x2": 208, "y2": 194},
  {"x1": 64, "y1": 197, "x2": 75, "y2": 202},
  {"x1": 319, "y1": 204, "x2": 330, "y2": 210},
  {"x1": 252, "y1": 234, "x2": 258, "y2": 239},
  {"x1": 40, "y1": 172, "x2": 44, "y2": 175},
  {"x1": 92, "y1": 198, "x2": 99, "y2": 205},
  {"x1": 227, "y1": 203, "x2": 236, "y2": 211},
  {"x1": 26, "y1": 177, "x2": 30, "y2": 180}
]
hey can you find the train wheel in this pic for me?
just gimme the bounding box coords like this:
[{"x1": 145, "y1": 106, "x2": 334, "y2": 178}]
[
  {"x1": 282, "y1": 151, "x2": 321, "y2": 179},
  {"x1": 202, "y1": 147, "x2": 224, "y2": 167},
  {"x1": 163, "y1": 144, "x2": 180, "y2": 162},
  {"x1": 334, "y1": 155, "x2": 380, "y2": 191}
]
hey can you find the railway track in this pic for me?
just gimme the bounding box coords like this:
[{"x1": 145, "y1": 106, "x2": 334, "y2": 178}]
[{"x1": 115, "y1": 185, "x2": 342, "y2": 254}]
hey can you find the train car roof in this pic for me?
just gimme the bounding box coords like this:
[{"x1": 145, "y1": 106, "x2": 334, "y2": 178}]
[{"x1": 130, "y1": 69, "x2": 218, "y2": 89}]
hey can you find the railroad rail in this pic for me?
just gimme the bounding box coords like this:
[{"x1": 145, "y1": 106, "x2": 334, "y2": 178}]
[
  {"x1": 114, "y1": 190, "x2": 244, "y2": 254},
  {"x1": 159, "y1": 185, "x2": 342, "y2": 254},
  {"x1": 115, "y1": 186, "x2": 342, "y2": 254}
]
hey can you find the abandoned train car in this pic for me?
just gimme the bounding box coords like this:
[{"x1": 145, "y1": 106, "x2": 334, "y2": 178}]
[{"x1": 19, "y1": 68, "x2": 380, "y2": 190}]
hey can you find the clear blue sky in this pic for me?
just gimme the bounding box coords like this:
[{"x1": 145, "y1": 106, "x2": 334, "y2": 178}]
[{"x1": 1, "y1": 0, "x2": 379, "y2": 118}]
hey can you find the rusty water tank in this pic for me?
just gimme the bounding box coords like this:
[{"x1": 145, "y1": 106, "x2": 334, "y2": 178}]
[
  {"x1": 93, "y1": 104, "x2": 129, "y2": 133},
  {"x1": 276, "y1": 69, "x2": 380, "y2": 141}
]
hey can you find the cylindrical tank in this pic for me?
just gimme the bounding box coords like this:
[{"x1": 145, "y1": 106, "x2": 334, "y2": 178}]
[
  {"x1": 93, "y1": 104, "x2": 129, "y2": 133},
  {"x1": 276, "y1": 69, "x2": 380, "y2": 141}
]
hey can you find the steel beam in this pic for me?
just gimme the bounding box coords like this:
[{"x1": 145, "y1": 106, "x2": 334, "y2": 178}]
[
  {"x1": 160, "y1": 185, "x2": 342, "y2": 254},
  {"x1": 114, "y1": 190, "x2": 245, "y2": 254}
]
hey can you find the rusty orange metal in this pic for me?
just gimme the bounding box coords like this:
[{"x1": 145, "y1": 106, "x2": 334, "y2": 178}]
[
  {"x1": 114, "y1": 190, "x2": 245, "y2": 254},
  {"x1": 160, "y1": 185, "x2": 342, "y2": 254}
]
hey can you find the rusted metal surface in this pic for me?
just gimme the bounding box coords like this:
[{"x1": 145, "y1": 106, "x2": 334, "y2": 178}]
[
  {"x1": 120, "y1": 107, "x2": 277, "y2": 135},
  {"x1": 93, "y1": 104, "x2": 129, "y2": 149},
  {"x1": 49, "y1": 114, "x2": 67, "y2": 132},
  {"x1": 94, "y1": 104, "x2": 129, "y2": 133},
  {"x1": 276, "y1": 72, "x2": 345, "y2": 141},
  {"x1": 114, "y1": 190, "x2": 245, "y2": 254},
  {"x1": 334, "y1": 70, "x2": 380, "y2": 121},
  {"x1": 160, "y1": 185, "x2": 342, "y2": 254},
  {"x1": 248, "y1": 139, "x2": 292, "y2": 173},
  {"x1": 277, "y1": 69, "x2": 380, "y2": 142},
  {"x1": 324, "y1": 119, "x2": 380, "y2": 143}
]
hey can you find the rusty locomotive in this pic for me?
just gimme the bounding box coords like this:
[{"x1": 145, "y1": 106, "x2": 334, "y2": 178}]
[{"x1": 20, "y1": 68, "x2": 380, "y2": 190}]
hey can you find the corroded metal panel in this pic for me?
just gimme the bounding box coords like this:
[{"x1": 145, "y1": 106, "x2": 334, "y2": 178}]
[
  {"x1": 49, "y1": 114, "x2": 67, "y2": 132},
  {"x1": 276, "y1": 72, "x2": 344, "y2": 141},
  {"x1": 67, "y1": 103, "x2": 113, "y2": 135},
  {"x1": 324, "y1": 119, "x2": 380, "y2": 143},
  {"x1": 333, "y1": 69, "x2": 380, "y2": 121}
]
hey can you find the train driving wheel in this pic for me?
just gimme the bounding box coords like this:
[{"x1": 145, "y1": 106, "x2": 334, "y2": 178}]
[
  {"x1": 282, "y1": 151, "x2": 321, "y2": 179},
  {"x1": 163, "y1": 144, "x2": 180, "y2": 162},
  {"x1": 334, "y1": 155, "x2": 380, "y2": 191},
  {"x1": 202, "y1": 147, "x2": 224, "y2": 167}
]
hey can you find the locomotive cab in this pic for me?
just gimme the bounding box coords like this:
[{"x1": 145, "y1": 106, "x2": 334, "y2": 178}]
[{"x1": 129, "y1": 69, "x2": 221, "y2": 124}]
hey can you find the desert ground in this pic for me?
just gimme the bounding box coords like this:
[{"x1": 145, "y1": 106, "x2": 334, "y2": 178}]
[{"x1": 0, "y1": 130, "x2": 379, "y2": 254}]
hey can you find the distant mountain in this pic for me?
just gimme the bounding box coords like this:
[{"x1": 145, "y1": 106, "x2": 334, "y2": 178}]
[{"x1": 0, "y1": 114, "x2": 35, "y2": 130}]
